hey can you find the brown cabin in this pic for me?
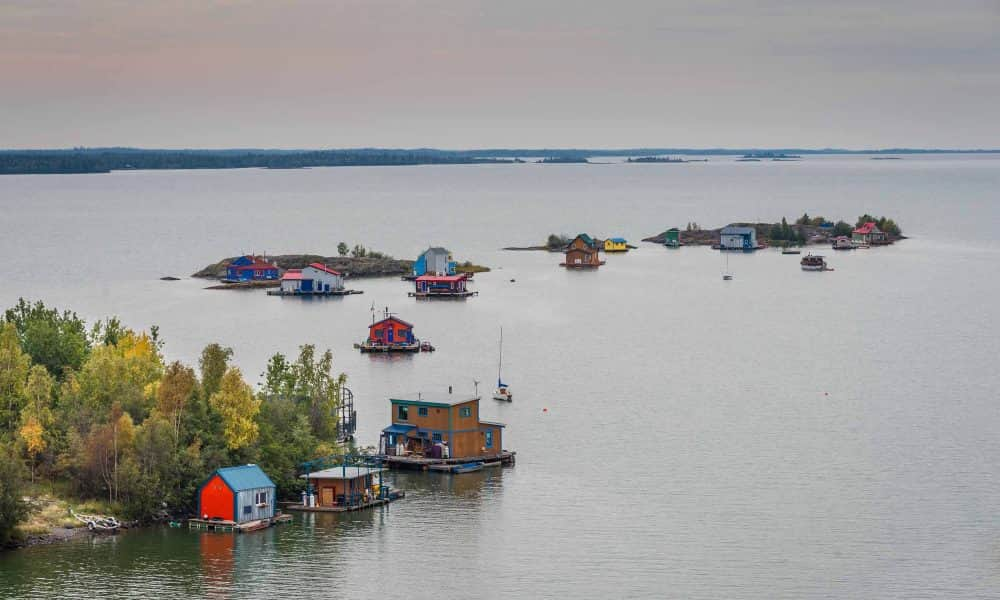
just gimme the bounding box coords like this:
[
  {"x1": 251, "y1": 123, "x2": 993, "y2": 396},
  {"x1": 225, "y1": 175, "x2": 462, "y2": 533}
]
[
  {"x1": 562, "y1": 234, "x2": 603, "y2": 268},
  {"x1": 380, "y1": 391, "x2": 505, "y2": 461}
]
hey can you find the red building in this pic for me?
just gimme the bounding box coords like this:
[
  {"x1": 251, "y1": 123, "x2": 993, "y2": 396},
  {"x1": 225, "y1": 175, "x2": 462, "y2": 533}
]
[
  {"x1": 197, "y1": 465, "x2": 276, "y2": 524},
  {"x1": 369, "y1": 316, "x2": 415, "y2": 346},
  {"x1": 412, "y1": 274, "x2": 475, "y2": 297}
]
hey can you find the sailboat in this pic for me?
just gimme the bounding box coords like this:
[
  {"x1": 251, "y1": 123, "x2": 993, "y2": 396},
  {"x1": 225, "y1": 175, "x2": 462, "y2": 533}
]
[
  {"x1": 722, "y1": 251, "x2": 733, "y2": 280},
  {"x1": 492, "y1": 327, "x2": 512, "y2": 402}
]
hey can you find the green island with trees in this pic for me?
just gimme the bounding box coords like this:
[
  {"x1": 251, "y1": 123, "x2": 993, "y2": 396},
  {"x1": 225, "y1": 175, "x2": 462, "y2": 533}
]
[
  {"x1": 642, "y1": 214, "x2": 903, "y2": 246},
  {"x1": 0, "y1": 298, "x2": 348, "y2": 549}
]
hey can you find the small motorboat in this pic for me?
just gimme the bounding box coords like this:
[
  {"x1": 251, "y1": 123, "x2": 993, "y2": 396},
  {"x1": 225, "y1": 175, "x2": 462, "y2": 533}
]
[
  {"x1": 452, "y1": 462, "x2": 484, "y2": 474},
  {"x1": 801, "y1": 254, "x2": 828, "y2": 271},
  {"x1": 420, "y1": 341, "x2": 435, "y2": 352},
  {"x1": 781, "y1": 248, "x2": 801, "y2": 255}
]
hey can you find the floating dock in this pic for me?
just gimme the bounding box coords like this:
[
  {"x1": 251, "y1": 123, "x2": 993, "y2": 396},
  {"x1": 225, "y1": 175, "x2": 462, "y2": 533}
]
[
  {"x1": 384, "y1": 450, "x2": 515, "y2": 471},
  {"x1": 267, "y1": 289, "x2": 363, "y2": 296},
  {"x1": 187, "y1": 513, "x2": 292, "y2": 533},
  {"x1": 408, "y1": 290, "x2": 478, "y2": 298},
  {"x1": 284, "y1": 491, "x2": 405, "y2": 513}
]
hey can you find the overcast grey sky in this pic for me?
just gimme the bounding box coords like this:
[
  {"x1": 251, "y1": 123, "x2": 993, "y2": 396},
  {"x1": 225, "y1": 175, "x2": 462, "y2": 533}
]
[{"x1": 2, "y1": 0, "x2": 998, "y2": 149}]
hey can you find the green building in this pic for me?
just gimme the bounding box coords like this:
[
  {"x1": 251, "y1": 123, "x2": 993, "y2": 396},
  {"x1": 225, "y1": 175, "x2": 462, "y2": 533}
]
[{"x1": 664, "y1": 228, "x2": 680, "y2": 247}]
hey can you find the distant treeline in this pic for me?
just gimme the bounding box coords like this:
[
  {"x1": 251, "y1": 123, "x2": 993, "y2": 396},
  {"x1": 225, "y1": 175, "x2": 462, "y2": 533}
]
[
  {"x1": 0, "y1": 148, "x2": 516, "y2": 175},
  {"x1": 1, "y1": 146, "x2": 997, "y2": 174}
]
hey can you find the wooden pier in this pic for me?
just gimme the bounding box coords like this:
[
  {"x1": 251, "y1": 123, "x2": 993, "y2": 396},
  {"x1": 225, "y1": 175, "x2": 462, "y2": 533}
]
[
  {"x1": 187, "y1": 513, "x2": 292, "y2": 533},
  {"x1": 384, "y1": 450, "x2": 515, "y2": 471}
]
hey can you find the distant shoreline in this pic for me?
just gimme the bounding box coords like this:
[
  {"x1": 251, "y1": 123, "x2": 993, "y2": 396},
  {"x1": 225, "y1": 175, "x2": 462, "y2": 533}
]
[{"x1": 1, "y1": 147, "x2": 996, "y2": 175}]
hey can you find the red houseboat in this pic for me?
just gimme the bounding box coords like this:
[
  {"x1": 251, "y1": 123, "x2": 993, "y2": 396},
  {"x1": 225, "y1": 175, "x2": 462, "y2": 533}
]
[
  {"x1": 409, "y1": 274, "x2": 477, "y2": 298},
  {"x1": 358, "y1": 311, "x2": 433, "y2": 353}
]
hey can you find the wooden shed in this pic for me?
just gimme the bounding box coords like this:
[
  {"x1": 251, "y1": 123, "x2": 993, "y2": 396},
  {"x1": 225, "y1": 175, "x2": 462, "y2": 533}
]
[{"x1": 197, "y1": 464, "x2": 276, "y2": 524}]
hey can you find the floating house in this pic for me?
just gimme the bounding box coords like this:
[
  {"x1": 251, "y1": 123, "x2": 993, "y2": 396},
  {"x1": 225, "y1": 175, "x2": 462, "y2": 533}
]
[
  {"x1": 664, "y1": 228, "x2": 681, "y2": 247},
  {"x1": 272, "y1": 263, "x2": 360, "y2": 296},
  {"x1": 719, "y1": 226, "x2": 759, "y2": 251},
  {"x1": 831, "y1": 235, "x2": 855, "y2": 250},
  {"x1": 410, "y1": 274, "x2": 476, "y2": 298},
  {"x1": 852, "y1": 222, "x2": 887, "y2": 245},
  {"x1": 359, "y1": 313, "x2": 429, "y2": 352},
  {"x1": 226, "y1": 255, "x2": 279, "y2": 281},
  {"x1": 413, "y1": 247, "x2": 457, "y2": 277},
  {"x1": 299, "y1": 466, "x2": 392, "y2": 510},
  {"x1": 197, "y1": 464, "x2": 276, "y2": 524},
  {"x1": 561, "y1": 234, "x2": 604, "y2": 268},
  {"x1": 380, "y1": 391, "x2": 509, "y2": 469},
  {"x1": 604, "y1": 237, "x2": 628, "y2": 252}
]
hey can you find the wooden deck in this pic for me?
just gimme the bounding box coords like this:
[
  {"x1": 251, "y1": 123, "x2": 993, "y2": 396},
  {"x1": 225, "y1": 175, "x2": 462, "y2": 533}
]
[
  {"x1": 267, "y1": 289, "x2": 363, "y2": 296},
  {"x1": 284, "y1": 492, "x2": 405, "y2": 513},
  {"x1": 384, "y1": 450, "x2": 515, "y2": 471},
  {"x1": 187, "y1": 513, "x2": 292, "y2": 533}
]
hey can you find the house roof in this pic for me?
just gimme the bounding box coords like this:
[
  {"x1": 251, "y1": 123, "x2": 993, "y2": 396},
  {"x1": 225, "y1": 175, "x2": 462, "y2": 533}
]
[
  {"x1": 415, "y1": 274, "x2": 467, "y2": 282},
  {"x1": 479, "y1": 420, "x2": 507, "y2": 429},
  {"x1": 424, "y1": 246, "x2": 450, "y2": 255},
  {"x1": 301, "y1": 466, "x2": 386, "y2": 480},
  {"x1": 853, "y1": 222, "x2": 880, "y2": 234},
  {"x1": 574, "y1": 234, "x2": 596, "y2": 247},
  {"x1": 234, "y1": 263, "x2": 277, "y2": 271},
  {"x1": 391, "y1": 392, "x2": 478, "y2": 406},
  {"x1": 307, "y1": 263, "x2": 342, "y2": 276},
  {"x1": 215, "y1": 465, "x2": 275, "y2": 491},
  {"x1": 281, "y1": 269, "x2": 304, "y2": 280},
  {"x1": 370, "y1": 316, "x2": 413, "y2": 329},
  {"x1": 721, "y1": 226, "x2": 755, "y2": 235},
  {"x1": 608, "y1": 237, "x2": 627, "y2": 243}
]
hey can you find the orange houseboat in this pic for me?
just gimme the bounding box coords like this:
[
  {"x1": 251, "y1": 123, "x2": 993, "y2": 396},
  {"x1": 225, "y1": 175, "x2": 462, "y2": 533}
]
[
  {"x1": 561, "y1": 234, "x2": 604, "y2": 268},
  {"x1": 380, "y1": 391, "x2": 507, "y2": 465}
]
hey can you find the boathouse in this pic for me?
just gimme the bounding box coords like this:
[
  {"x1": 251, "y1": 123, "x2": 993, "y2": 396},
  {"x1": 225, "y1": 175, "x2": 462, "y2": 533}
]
[
  {"x1": 381, "y1": 391, "x2": 505, "y2": 461},
  {"x1": 604, "y1": 237, "x2": 628, "y2": 252},
  {"x1": 664, "y1": 228, "x2": 680, "y2": 247},
  {"x1": 413, "y1": 247, "x2": 456, "y2": 277},
  {"x1": 719, "y1": 226, "x2": 758, "y2": 250},
  {"x1": 197, "y1": 464, "x2": 276, "y2": 524},
  {"x1": 279, "y1": 263, "x2": 345, "y2": 294},
  {"x1": 300, "y1": 466, "x2": 386, "y2": 509},
  {"x1": 412, "y1": 274, "x2": 474, "y2": 297},
  {"x1": 369, "y1": 315, "x2": 415, "y2": 347},
  {"x1": 852, "y1": 222, "x2": 887, "y2": 245},
  {"x1": 226, "y1": 256, "x2": 279, "y2": 281},
  {"x1": 562, "y1": 234, "x2": 603, "y2": 268}
]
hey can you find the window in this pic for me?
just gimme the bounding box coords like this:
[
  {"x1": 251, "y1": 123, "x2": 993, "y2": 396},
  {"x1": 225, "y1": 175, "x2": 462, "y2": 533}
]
[
  {"x1": 484, "y1": 430, "x2": 494, "y2": 449},
  {"x1": 459, "y1": 407, "x2": 472, "y2": 418},
  {"x1": 418, "y1": 407, "x2": 428, "y2": 416},
  {"x1": 398, "y1": 405, "x2": 408, "y2": 420},
  {"x1": 255, "y1": 491, "x2": 268, "y2": 506},
  {"x1": 243, "y1": 505, "x2": 252, "y2": 515},
  {"x1": 433, "y1": 433, "x2": 442, "y2": 443}
]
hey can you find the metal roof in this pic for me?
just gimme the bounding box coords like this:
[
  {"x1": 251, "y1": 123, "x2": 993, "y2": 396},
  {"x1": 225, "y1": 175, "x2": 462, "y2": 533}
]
[
  {"x1": 721, "y1": 226, "x2": 755, "y2": 234},
  {"x1": 301, "y1": 466, "x2": 386, "y2": 480},
  {"x1": 391, "y1": 392, "x2": 479, "y2": 406},
  {"x1": 479, "y1": 420, "x2": 507, "y2": 428},
  {"x1": 383, "y1": 423, "x2": 417, "y2": 434},
  {"x1": 306, "y1": 263, "x2": 342, "y2": 276},
  {"x1": 424, "y1": 246, "x2": 450, "y2": 254},
  {"x1": 215, "y1": 465, "x2": 275, "y2": 491},
  {"x1": 608, "y1": 237, "x2": 627, "y2": 243},
  {"x1": 415, "y1": 274, "x2": 467, "y2": 282}
]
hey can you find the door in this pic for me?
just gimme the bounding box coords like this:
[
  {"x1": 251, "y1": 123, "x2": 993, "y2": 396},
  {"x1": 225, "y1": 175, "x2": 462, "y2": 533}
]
[{"x1": 321, "y1": 487, "x2": 334, "y2": 506}]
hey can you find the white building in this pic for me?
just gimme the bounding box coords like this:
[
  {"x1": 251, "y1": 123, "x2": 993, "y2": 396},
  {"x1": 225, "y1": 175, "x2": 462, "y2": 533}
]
[
  {"x1": 279, "y1": 263, "x2": 344, "y2": 293},
  {"x1": 719, "y1": 226, "x2": 758, "y2": 250}
]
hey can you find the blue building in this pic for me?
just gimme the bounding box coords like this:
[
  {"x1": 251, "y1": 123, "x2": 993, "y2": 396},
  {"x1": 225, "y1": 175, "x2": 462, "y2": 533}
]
[
  {"x1": 413, "y1": 247, "x2": 456, "y2": 277},
  {"x1": 226, "y1": 255, "x2": 279, "y2": 281}
]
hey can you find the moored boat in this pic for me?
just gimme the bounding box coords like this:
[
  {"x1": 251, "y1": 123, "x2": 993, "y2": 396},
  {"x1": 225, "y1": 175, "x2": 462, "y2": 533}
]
[
  {"x1": 800, "y1": 254, "x2": 828, "y2": 271},
  {"x1": 831, "y1": 236, "x2": 855, "y2": 250}
]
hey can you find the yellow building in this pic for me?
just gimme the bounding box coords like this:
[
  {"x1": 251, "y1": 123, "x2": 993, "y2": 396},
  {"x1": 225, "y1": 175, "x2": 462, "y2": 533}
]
[{"x1": 604, "y1": 237, "x2": 628, "y2": 252}]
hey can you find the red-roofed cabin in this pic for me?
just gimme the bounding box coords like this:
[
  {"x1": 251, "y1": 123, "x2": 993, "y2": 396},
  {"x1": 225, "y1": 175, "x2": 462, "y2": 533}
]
[
  {"x1": 413, "y1": 274, "x2": 472, "y2": 297},
  {"x1": 852, "y1": 222, "x2": 887, "y2": 245},
  {"x1": 369, "y1": 316, "x2": 415, "y2": 347},
  {"x1": 226, "y1": 256, "x2": 279, "y2": 281}
]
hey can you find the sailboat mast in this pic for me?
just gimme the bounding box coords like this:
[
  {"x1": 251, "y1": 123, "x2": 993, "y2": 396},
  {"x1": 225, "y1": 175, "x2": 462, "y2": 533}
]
[{"x1": 497, "y1": 327, "x2": 503, "y2": 384}]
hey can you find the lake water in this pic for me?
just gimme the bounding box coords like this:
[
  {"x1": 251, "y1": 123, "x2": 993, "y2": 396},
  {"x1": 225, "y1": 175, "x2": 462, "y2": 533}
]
[{"x1": 1, "y1": 155, "x2": 999, "y2": 599}]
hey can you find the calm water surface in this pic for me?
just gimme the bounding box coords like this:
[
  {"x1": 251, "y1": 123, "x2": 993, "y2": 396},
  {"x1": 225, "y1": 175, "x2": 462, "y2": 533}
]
[{"x1": 1, "y1": 156, "x2": 999, "y2": 598}]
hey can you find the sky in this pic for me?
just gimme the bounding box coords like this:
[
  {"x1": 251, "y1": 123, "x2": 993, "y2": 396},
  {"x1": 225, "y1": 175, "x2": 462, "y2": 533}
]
[{"x1": 2, "y1": 0, "x2": 999, "y2": 149}]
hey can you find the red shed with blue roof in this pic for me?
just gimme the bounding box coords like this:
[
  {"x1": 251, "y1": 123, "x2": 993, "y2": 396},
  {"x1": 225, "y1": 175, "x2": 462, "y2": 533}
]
[{"x1": 197, "y1": 464, "x2": 276, "y2": 523}]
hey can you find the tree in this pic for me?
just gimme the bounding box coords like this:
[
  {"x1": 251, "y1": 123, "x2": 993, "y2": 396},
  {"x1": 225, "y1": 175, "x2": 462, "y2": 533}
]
[
  {"x1": 337, "y1": 242, "x2": 349, "y2": 256},
  {"x1": 0, "y1": 322, "x2": 30, "y2": 433},
  {"x1": 209, "y1": 368, "x2": 260, "y2": 450},
  {"x1": 78, "y1": 331, "x2": 162, "y2": 422},
  {"x1": 290, "y1": 345, "x2": 343, "y2": 441},
  {"x1": 833, "y1": 220, "x2": 853, "y2": 237},
  {"x1": 85, "y1": 407, "x2": 135, "y2": 504},
  {"x1": 156, "y1": 362, "x2": 197, "y2": 444},
  {"x1": 18, "y1": 365, "x2": 54, "y2": 481},
  {"x1": 2, "y1": 299, "x2": 89, "y2": 377},
  {"x1": 795, "y1": 212, "x2": 811, "y2": 226},
  {"x1": 0, "y1": 447, "x2": 28, "y2": 547},
  {"x1": 199, "y1": 344, "x2": 233, "y2": 400},
  {"x1": 350, "y1": 244, "x2": 367, "y2": 258}
]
